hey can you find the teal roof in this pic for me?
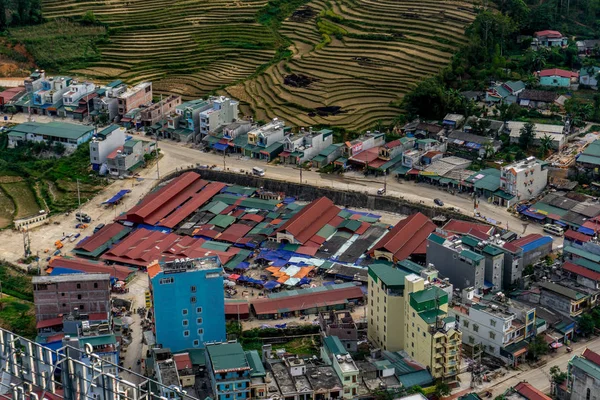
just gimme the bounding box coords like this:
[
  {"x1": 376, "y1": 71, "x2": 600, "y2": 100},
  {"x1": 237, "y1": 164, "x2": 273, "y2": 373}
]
[
  {"x1": 571, "y1": 356, "x2": 600, "y2": 380},
  {"x1": 316, "y1": 224, "x2": 337, "y2": 239},
  {"x1": 536, "y1": 318, "x2": 546, "y2": 328},
  {"x1": 79, "y1": 334, "x2": 116, "y2": 348},
  {"x1": 338, "y1": 219, "x2": 362, "y2": 232},
  {"x1": 483, "y1": 245, "x2": 503, "y2": 256},
  {"x1": 245, "y1": 350, "x2": 266, "y2": 377},
  {"x1": 323, "y1": 336, "x2": 348, "y2": 356},
  {"x1": 378, "y1": 154, "x2": 404, "y2": 171},
  {"x1": 312, "y1": 155, "x2": 326, "y2": 163},
  {"x1": 319, "y1": 143, "x2": 342, "y2": 156},
  {"x1": 580, "y1": 67, "x2": 600, "y2": 77},
  {"x1": 201, "y1": 200, "x2": 229, "y2": 215},
  {"x1": 201, "y1": 241, "x2": 231, "y2": 251},
  {"x1": 239, "y1": 198, "x2": 280, "y2": 211},
  {"x1": 398, "y1": 369, "x2": 434, "y2": 388},
  {"x1": 8, "y1": 121, "x2": 93, "y2": 140},
  {"x1": 106, "y1": 79, "x2": 123, "y2": 88},
  {"x1": 505, "y1": 80, "x2": 526, "y2": 92},
  {"x1": 225, "y1": 185, "x2": 256, "y2": 196},
  {"x1": 208, "y1": 214, "x2": 236, "y2": 228},
  {"x1": 565, "y1": 246, "x2": 600, "y2": 263},
  {"x1": 393, "y1": 165, "x2": 411, "y2": 175},
  {"x1": 461, "y1": 249, "x2": 485, "y2": 263},
  {"x1": 428, "y1": 233, "x2": 447, "y2": 245},
  {"x1": 410, "y1": 286, "x2": 448, "y2": 306},
  {"x1": 461, "y1": 235, "x2": 480, "y2": 248},
  {"x1": 458, "y1": 393, "x2": 484, "y2": 400},
  {"x1": 419, "y1": 308, "x2": 446, "y2": 324},
  {"x1": 578, "y1": 154, "x2": 600, "y2": 166},
  {"x1": 467, "y1": 168, "x2": 501, "y2": 192},
  {"x1": 206, "y1": 342, "x2": 249, "y2": 373},
  {"x1": 573, "y1": 257, "x2": 600, "y2": 273},
  {"x1": 368, "y1": 263, "x2": 409, "y2": 289},
  {"x1": 188, "y1": 348, "x2": 206, "y2": 366},
  {"x1": 530, "y1": 202, "x2": 569, "y2": 217},
  {"x1": 397, "y1": 259, "x2": 424, "y2": 274},
  {"x1": 97, "y1": 125, "x2": 120, "y2": 137}
]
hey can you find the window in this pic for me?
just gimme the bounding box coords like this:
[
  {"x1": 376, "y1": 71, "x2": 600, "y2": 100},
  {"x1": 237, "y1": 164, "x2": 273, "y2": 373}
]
[
  {"x1": 197, "y1": 318, "x2": 203, "y2": 324},
  {"x1": 190, "y1": 296, "x2": 196, "y2": 303},
  {"x1": 77, "y1": 284, "x2": 81, "y2": 289},
  {"x1": 489, "y1": 332, "x2": 496, "y2": 340},
  {"x1": 473, "y1": 324, "x2": 479, "y2": 332},
  {"x1": 159, "y1": 277, "x2": 174, "y2": 285},
  {"x1": 383, "y1": 316, "x2": 386, "y2": 323},
  {"x1": 412, "y1": 332, "x2": 415, "y2": 338},
  {"x1": 94, "y1": 283, "x2": 98, "y2": 289},
  {"x1": 198, "y1": 328, "x2": 204, "y2": 335},
  {"x1": 182, "y1": 309, "x2": 188, "y2": 315},
  {"x1": 463, "y1": 320, "x2": 469, "y2": 328},
  {"x1": 183, "y1": 330, "x2": 189, "y2": 337},
  {"x1": 423, "y1": 332, "x2": 426, "y2": 337},
  {"x1": 587, "y1": 388, "x2": 591, "y2": 400},
  {"x1": 193, "y1": 340, "x2": 199, "y2": 347},
  {"x1": 183, "y1": 320, "x2": 188, "y2": 326},
  {"x1": 490, "y1": 320, "x2": 496, "y2": 327},
  {"x1": 196, "y1": 307, "x2": 202, "y2": 313},
  {"x1": 61, "y1": 293, "x2": 65, "y2": 296},
  {"x1": 191, "y1": 286, "x2": 196, "y2": 293},
  {"x1": 417, "y1": 327, "x2": 420, "y2": 332},
  {"x1": 80, "y1": 304, "x2": 84, "y2": 310},
  {"x1": 488, "y1": 345, "x2": 495, "y2": 352},
  {"x1": 77, "y1": 294, "x2": 82, "y2": 300},
  {"x1": 412, "y1": 312, "x2": 415, "y2": 318},
  {"x1": 469, "y1": 336, "x2": 475, "y2": 344}
]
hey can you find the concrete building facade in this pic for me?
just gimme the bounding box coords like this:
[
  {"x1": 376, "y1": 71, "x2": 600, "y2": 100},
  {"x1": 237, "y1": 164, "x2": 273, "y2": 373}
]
[
  {"x1": 117, "y1": 82, "x2": 152, "y2": 116},
  {"x1": 32, "y1": 273, "x2": 111, "y2": 322},
  {"x1": 89, "y1": 125, "x2": 126, "y2": 171},
  {"x1": 501, "y1": 157, "x2": 549, "y2": 201}
]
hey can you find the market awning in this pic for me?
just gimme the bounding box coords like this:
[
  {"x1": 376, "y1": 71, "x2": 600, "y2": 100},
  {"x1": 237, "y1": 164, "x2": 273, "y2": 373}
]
[
  {"x1": 579, "y1": 226, "x2": 595, "y2": 235},
  {"x1": 103, "y1": 189, "x2": 131, "y2": 205},
  {"x1": 407, "y1": 168, "x2": 420, "y2": 175},
  {"x1": 263, "y1": 281, "x2": 280, "y2": 290},
  {"x1": 228, "y1": 274, "x2": 240, "y2": 280},
  {"x1": 520, "y1": 209, "x2": 546, "y2": 220},
  {"x1": 493, "y1": 189, "x2": 515, "y2": 200},
  {"x1": 393, "y1": 166, "x2": 410, "y2": 175},
  {"x1": 213, "y1": 142, "x2": 228, "y2": 151}
]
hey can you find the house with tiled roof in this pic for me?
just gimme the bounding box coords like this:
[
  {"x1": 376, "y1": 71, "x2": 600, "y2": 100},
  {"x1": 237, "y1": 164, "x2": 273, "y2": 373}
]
[
  {"x1": 485, "y1": 80, "x2": 526, "y2": 104},
  {"x1": 275, "y1": 196, "x2": 340, "y2": 245},
  {"x1": 369, "y1": 212, "x2": 436, "y2": 263},
  {"x1": 510, "y1": 382, "x2": 552, "y2": 400},
  {"x1": 538, "y1": 68, "x2": 579, "y2": 87},
  {"x1": 532, "y1": 30, "x2": 567, "y2": 48}
]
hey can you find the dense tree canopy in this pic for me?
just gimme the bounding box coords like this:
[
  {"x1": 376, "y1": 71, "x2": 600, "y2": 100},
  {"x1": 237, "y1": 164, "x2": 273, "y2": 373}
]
[{"x1": 0, "y1": 0, "x2": 42, "y2": 30}]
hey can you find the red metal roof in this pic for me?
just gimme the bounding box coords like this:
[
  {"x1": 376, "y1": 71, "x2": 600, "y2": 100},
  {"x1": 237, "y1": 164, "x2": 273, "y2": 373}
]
[
  {"x1": 443, "y1": 219, "x2": 493, "y2": 235},
  {"x1": 564, "y1": 229, "x2": 592, "y2": 243},
  {"x1": 509, "y1": 234, "x2": 543, "y2": 249},
  {"x1": 582, "y1": 217, "x2": 600, "y2": 233},
  {"x1": 125, "y1": 171, "x2": 203, "y2": 224},
  {"x1": 251, "y1": 285, "x2": 363, "y2": 315},
  {"x1": 225, "y1": 301, "x2": 249, "y2": 315},
  {"x1": 106, "y1": 146, "x2": 124, "y2": 159},
  {"x1": 534, "y1": 30, "x2": 563, "y2": 38},
  {"x1": 277, "y1": 197, "x2": 340, "y2": 244},
  {"x1": 563, "y1": 261, "x2": 600, "y2": 281},
  {"x1": 583, "y1": 348, "x2": 600, "y2": 366},
  {"x1": 48, "y1": 256, "x2": 134, "y2": 281},
  {"x1": 538, "y1": 68, "x2": 578, "y2": 78},
  {"x1": 36, "y1": 317, "x2": 63, "y2": 329},
  {"x1": 219, "y1": 223, "x2": 253, "y2": 243},
  {"x1": 349, "y1": 148, "x2": 380, "y2": 165},
  {"x1": 76, "y1": 222, "x2": 128, "y2": 253},
  {"x1": 241, "y1": 213, "x2": 264, "y2": 223},
  {"x1": 174, "y1": 353, "x2": 193, "y2": 371},
  {"x1": 514, "y1": 382, "x2": 552, "y2": 400},
  {"x1": 385, "y1": 139, "x2": 402, "y2": 149},
  {"x1": 371, "y1": 212, "x2": 436, "y2": 261},
  {"x1": 159, "y1": 181, "x2": 226, "y2": 228}
]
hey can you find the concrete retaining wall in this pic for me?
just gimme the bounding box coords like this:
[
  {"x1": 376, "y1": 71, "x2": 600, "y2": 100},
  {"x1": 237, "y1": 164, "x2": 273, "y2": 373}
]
[{"x1": 161, "y1": 168, "x2": 479, "y2": 223}]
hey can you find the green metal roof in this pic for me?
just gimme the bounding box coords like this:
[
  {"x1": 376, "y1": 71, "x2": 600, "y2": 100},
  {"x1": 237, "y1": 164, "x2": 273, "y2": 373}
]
[
  {"x1": 461, "y1": 235, "x2": 480, "y2": 248},
  {"x1": 503, "y1": 340, "x2": 528, "y2": 355},
  {"x1": 206, "y1": 342, "x2": 249, "y2": 373},
  {"x1": 323, "y1": 335, "x2": 348, "y2": 356},
  {"x1": 483, "y1": 245, "x2": 503, "y2": 256},
  {"x1": 79, "y1": 334, "x2": 116, "y2": 348},
  {"x1": 536, "y1": 318, "x2": 546, "y2": 328},
  {"x1": 319, "y1": 143, "x2": 342, "y2": 156},
  {"x1": 225, "y1": 186, "x2": 256, "y2": 196},
  {"x1": 311, "y1": 155, "x2": 326, "y2": 163},
  {"x1": 245, "y1": 350, "x2": 266, "y2": 377},
  {"x1": 316, "y1": 224, "x2": 336, "y2": 239},
  {"x1": 428, "y1": 233, "x2": 447, "y2": 245},
  {"x1": 188, "y1": 348, "x2": 206, "y2": 366},
  {"x1": 338, "y1": 219, "x2": 362, "y2": 232},
  {"x1": 461, "y1": 249, "x2": 485, "y2": 263},
  {"x1": 573, "y1": 257, "x2": 600, "y2": 273},
  {"x1": 572, "y1": 356, "x2": 600, "y2": 380},
  {"x1": 213, "y1": 193, "x2": 243, "y2": 205},
  {"x1": 530, "y1": 202, "x2": 568, "y2": 217},
  {"x1": 208, "y1": 214, "x2": 236, "y2": 228},
  {"x1": 565, "y1": 246, "x2": 600, "y2": 263},
  {"x1": 398, "y1": 370, "x2": 434, "y2": 388},
  {"x1": 577, "y1": 154, "x2": 600, "y2": 166},
  {"x1": 8, "y1": 121, "x2": 93, "y2": 140},
  {"x1": 410, "y1": 286, "x2": 448, "y2": 306},
  {"x1": 368, "y1": 263, "x2": 409, "y2": 289},
  {"x1": 493, "y1": 189, "x2": 515, "y2": 200},
  {"x1": 581, "y1": 140, "x2": 600, "y2": 157},
  {"x1": 397, "y1": 259, "x2": 424, "y2": 275},
  {"x1": 378, "y1": 154, "x2": 404, "y2": 171},
  {"x1": 393, "y1": 166, "x2": 411, "y2": 175},
  {"x1": 467, "y1": 168, "x2": 501, "y2": 192},
  {"x1": 201, "y1": 200, "x2": 229, "y2": 215},
  {"x1": 418, "y1": 308, "x2": 446, "y2": 324},
  {"x1": 201, "y1": 241, "x2": 231, "y2": 251},
  {"x1": 239, "y1": 198, "x2": 280, "y2": 211}
]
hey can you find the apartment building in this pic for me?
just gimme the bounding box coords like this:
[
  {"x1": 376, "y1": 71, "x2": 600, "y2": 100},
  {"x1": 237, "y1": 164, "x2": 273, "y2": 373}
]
[
  {"x1": 32, "y1": 273, "x2": 111, "y2": 322},
  {"x1": 205, "y1": 342, "x2": 251, "y2": 400},
  {"x1": 367, "y1": 264, "x2": 459, "y2": 379},
  {"x1": 105, "y1": 139, "x2": 154, "y2": 177},
  {"x1": 62, "y1": 82, "x2": 96, "y2": 106},
  {"x1": 117, "y1": 81, "x2": 152, "y2": 116},
  {"x1": 568, "y1": 348, "x2": 600, "y2": 400},
  {"x1": 341, "y1": 131, "x2": 385, "y2": 159},
  {"x1": 167, "y1": 99, "x2": 212, "y2": 143},
  {"x1": 148, "y1": 256, "x2": 225, "y2": 352},
  {"x1": 321, "y1": 336, "x2": 360, "y2": 399},
  {"x1": 140, "y1": 95, "x2": 181, "y2": 127},
  {"x1": 319, "y1": 310, "x2": 363, "y2": 352},
  {"x1": 500, "y1": 157, "x2": 549, "y2": 201},
  {"x1": 199, "y1": 96, "x2": 239, "y2": 136},
  {"x1": 32, "y1": 76, "x2": 73, "y2": 108},
  {"x1": 450, "y1": 293, "x2": 536, "y2": 366},
  {"x1": 280, "y1": 128, "x2": 333, "y2": 165},
  {"x1": 426, "y1": 233, "x2": 486, "y2": 290},
  {"x1": 89, "y1": 125, "x2": 126, "y2": 171},
  {"x1": 245, "y1": 118, "x2": 286, "y2": 160}
]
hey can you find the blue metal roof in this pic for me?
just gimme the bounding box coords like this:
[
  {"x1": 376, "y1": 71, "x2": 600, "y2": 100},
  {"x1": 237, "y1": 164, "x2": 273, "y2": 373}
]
[{"x1": 520, "y1": 236, "x2": 553, "y2": 253}]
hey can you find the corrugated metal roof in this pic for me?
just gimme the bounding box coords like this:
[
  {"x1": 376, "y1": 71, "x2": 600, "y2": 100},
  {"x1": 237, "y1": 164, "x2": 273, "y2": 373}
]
[
  {"x1": 277, "y1": 197, "x2": 340, "y2": 245},
  {"x1": 370, "y1": 213, "x2": 436, "y2": 260}
]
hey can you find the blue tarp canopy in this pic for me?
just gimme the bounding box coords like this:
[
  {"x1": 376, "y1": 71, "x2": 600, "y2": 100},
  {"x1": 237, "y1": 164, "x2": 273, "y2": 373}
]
[
  {"x1": 555, "y1": 221, "x2": 567, "y2": 227},
  {"x1": 213, "y1": 143, "x2": 228, "y2": 151},
  {"x1": 235, "y1": 262, "x2": 250, "y2": 270},
  {"x1": 263, "y1": 281, "x2": 280, "y2": 290},
  {"x1": 579, "y1": 226, "x2": 595, "y2": 235},
  {"x1": 50, "y1": 267, "x2": 84, "y2": 275},
  {"x1": 298, "y1": 278, "x2": 311, "y2": 285},
  {"x1": 521, "y1": 236, "x2": 553, "y2": 252},
  {"x1": 103, "y1": 189, "x2": 131, "y2": 204},
  {"x1": 520, "y1": 209, "x2": 545, "y2": 220}
]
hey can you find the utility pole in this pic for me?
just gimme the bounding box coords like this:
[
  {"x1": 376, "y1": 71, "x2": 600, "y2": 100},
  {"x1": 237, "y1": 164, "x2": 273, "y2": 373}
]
[
  {"x1": 223, "y1": 151, "x2": 226, "y2": 170},
  {"x1": 384, "y1": 172, "x2": 387, "y2": 193},
  {"x1": 77, "y1": 179, "x2": 81, "y2": 210},
  {"x1": 156, "y1": 94, "x2": 162, "y2": 180},
  {"x1": 299, "y1": 167, "x2": 303, "y2": 183}
]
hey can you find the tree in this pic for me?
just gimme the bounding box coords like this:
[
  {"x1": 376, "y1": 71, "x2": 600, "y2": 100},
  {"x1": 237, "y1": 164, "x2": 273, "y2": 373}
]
[
  {"x1": 5, "y1": 105, "x2": 17, "y2": 115},
  {"x1": 471, "y1": 119, "x2": 492, "y2": 136},
  {"x1": 96, "y1": 110, "x2": 109, "y2": 126},
  {"x1": 53, "y1": 142, "x2": 66, "y2": 156},
  {"x1": 527, "y1": 334, "x2": 549, "y2": 360},
  {"x1": 519, "y1": 122, "x2": 535, "y2": 149},
  {"x1": 402, "y1": 78, "x2": 447, "y2": 119},
  {"x1": 0, "y1": 0, "x2": 6, "y2": 31},
  {"x1": 435, "y1": 382, "x2": 451, "y2": 397},
  {"x1": 550, "y1": 366, "x2": 568, "y2": 384},
  {"x1": 538, "y1": 134, "x2": 553, "y2": 159},
  {"x1": 579, "y1": 314, "x2": 596, "y2": 337},
  {"x1": 81, "y1": 10, "x2": 97, "y2": 25}
]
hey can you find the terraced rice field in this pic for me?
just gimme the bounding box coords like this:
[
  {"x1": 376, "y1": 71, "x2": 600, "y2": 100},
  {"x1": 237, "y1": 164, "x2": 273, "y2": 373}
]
[
  {"x1": 227, "y1": 0, "x2": 477, "y2": 130},
  {"x1": 42, "y1": 0, "x2": 475, "y2": 130},
  {"x1": 41, "y1": 0, "x2": 276, "y2": 96}
]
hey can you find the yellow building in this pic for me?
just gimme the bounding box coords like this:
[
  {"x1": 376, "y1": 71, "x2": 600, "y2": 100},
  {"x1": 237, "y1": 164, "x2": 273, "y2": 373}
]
[{"x1": 368, "y1": 264, "x2": 462, "y2": 380}]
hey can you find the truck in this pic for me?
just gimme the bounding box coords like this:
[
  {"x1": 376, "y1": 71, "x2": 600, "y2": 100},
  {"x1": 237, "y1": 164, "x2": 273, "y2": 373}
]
[{"x1": 75, "y1": 212, "x2": 91, "y2": 223}]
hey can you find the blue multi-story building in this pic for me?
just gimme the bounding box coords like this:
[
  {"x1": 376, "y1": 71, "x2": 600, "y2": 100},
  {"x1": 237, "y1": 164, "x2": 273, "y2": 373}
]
[
  {"x1": 149, "y1": 256, "x2": 226, "y2": 352},
  {"x1": 206, "y1": 342, "x2": 251, "y2": 400}
]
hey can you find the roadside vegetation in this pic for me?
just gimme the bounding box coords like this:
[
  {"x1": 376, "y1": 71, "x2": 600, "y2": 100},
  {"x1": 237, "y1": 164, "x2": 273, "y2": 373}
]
[
  {"x1": 0, "y1": 263, "x2": 36, "y2": 339},
  {"x1": 0, "y1": 134, "x2": 106, "y2": 227}
]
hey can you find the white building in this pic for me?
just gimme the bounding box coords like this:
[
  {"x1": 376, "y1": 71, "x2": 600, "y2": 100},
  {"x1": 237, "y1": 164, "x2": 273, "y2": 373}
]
[
  {"x1": 90, "y1": 125, "x2": 126, "y2": 171},
  {"x1": 63, "y1": 82, "x2": 96, "y2": 106},
  {"x1": 32, "y1": 76, "x2": 72, "y2": 106},
  {"x1": 500, "y1": 157, "x2": 549, "y2": 200},
  {"x1": 199, "y1": 96, "x2": 239, "y2": 136},
  {"x1": 450, "y1": 293, "x2": 536, "y2": 365},
  {"x1": 280, "y1": 128, "x2": 333, "y2": 165},
  {"x1": 247, "y1": 118, "x2": 286, "y2": 148},
  {"x1": 506, "y1": 121, "x2": 568, "y2": 150}
]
